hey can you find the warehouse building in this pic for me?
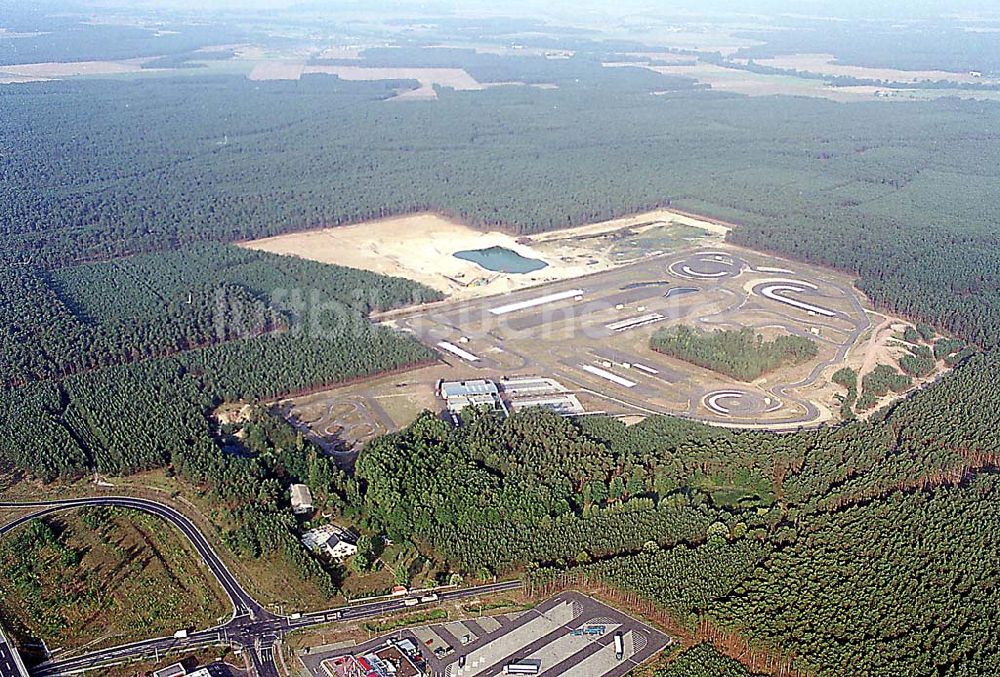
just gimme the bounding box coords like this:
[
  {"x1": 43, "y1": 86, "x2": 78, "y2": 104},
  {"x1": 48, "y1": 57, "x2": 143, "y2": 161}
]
[{"x1": 437, "y1": 380, "x2": 508, "y2": 418}]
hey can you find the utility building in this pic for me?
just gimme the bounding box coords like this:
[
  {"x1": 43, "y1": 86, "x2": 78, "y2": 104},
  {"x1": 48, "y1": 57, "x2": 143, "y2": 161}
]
[
  {"x1": 437, "y1": 380, "x2": 507, "y2": 417},
  {"x1": 290, "y1": 484, "x2": 314, "y2": 515}
]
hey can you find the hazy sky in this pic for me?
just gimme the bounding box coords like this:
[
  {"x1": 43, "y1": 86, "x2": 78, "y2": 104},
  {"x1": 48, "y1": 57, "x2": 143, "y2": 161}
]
[{"x1": 76, "y1": 0, "x2": 1000, "y2": 19}]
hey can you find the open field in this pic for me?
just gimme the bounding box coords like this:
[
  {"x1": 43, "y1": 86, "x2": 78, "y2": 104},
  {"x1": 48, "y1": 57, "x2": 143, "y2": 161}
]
[
  {"x1": 638, "y1": 62, "x2": 885, "y2": 101},
  {"x1": 247, "y1": 61, "x2": 305, "y2": 81},
  {"x1": 241, "y1": 210, "x2": 726, "y2": 301},
  {"x1": 276, "y1": 390, "x2": 393, "y2": 457},
  {"x1": 750, "y1": 53, "x2": 999, "y2": 84},
  {"x1": 247, "y1": 62, "x2": 486, "y2": 99},
  {"x1": 0, "y1": 473, "x2": 341, "y2": 613},
  {"x1": 0, "y1": 507, "x2": 229, "y2": 654},
  {"x1": 0, "y1": 58, "x2": 152, "y2": 83},
  {"x1": 305, "y1": 65, "x2": 483, "y2": 98}
]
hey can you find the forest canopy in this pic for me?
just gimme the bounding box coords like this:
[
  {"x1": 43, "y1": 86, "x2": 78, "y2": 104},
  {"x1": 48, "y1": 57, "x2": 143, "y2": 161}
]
[
  {"x1": 2, "y1": 73, "x2": 999, "y2": 346},
  {"x1": 650, "y1": 325, "x2": 818, "y2": 381}
]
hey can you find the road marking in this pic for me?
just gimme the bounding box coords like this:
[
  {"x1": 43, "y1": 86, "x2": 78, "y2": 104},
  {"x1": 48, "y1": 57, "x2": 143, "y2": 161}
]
[
  {"x1": 489, "y1": 289, "x2": 584, "y2": 315},
  {"x1": 680, "y1": 265, "x2": 729, "y2": 278},
  {"x1": 759, "y1": 284, "x2": 836, "y2": 317},
  {"x1": 605, "y1": 313, "x2": 665, "y2": 332},
  {"x1": 436, "y1": 341, "x2": 480, "y2": 362},
  {"x1": 706, "y1": 391, "x2": 743, "y2": 415},
  {"x1": 579, "y1": 365, "x2": 637, "y2": 388}
]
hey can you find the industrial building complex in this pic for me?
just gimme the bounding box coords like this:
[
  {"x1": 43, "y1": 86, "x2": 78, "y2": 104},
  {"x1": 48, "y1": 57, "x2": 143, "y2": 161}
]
[{"x1": 437, "y1": 377, "x2": 586, "y2": 422}]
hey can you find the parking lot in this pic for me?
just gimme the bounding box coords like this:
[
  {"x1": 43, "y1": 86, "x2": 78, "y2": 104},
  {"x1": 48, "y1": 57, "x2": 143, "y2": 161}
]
[{"x1": 299, "y1": 591, "x2": 670, "y2": 677}]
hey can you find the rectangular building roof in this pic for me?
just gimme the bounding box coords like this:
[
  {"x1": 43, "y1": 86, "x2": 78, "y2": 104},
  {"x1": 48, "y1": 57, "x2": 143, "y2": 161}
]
[
  {"x1": 440, "y1": 380, "x2": 499, "y2": 398},
  {"x1": 290, "y1": 483, "x2": 314, "y2": 508},
  {"x1": 152, "y1": 664, "x2": 187, "y2": 677}
]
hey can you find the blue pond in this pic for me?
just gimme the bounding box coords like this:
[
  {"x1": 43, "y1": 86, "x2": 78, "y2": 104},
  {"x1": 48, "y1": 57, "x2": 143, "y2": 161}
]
[{"x1": 453, "y1": 246, "x2": 548, "y2": 274}]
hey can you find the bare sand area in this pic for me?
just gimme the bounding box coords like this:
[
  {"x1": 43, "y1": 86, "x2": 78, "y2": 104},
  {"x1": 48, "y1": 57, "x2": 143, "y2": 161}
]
[
  {"x1": 248, "y1": 61, "x2": 305, "y2": 81},
  {"x1": 240, "y1": 209, "x2": 729, "y2": 300}
]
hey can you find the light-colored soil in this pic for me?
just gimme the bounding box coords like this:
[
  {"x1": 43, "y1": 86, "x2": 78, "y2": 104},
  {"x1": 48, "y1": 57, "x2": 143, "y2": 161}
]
[
  {"x1": 295, "y1": 65, "x2": 484, "y2": 99},
  {"x1": 0, "y1": 73, "x2": 48, "y2": 84},
  {"x1": 316, "y1": 45, "x2": 364, "y2": 60},
  {"x1": 638, "y1": 62, "x2": 883, "y2": 101},
  {"x1": 835, "y1": 317, "x2": 953, "y2": 419},
  {"x1": 0, "y1": 29, "x2": 48, "y2": 39},
  {"x1": 212, "y1": 402, "x2": 253, "y2": 426},
  {"x1": 633, "y1": 29, "x2": 764, "y2": 56},
  {"x1": 458, "y1": 45, "x2": 574, "y2": 59},
  {"x1": 240, "y1": 210, "x2": 727, "y2": 300},
  {"x1": 0, "y1": 58, "x2": 153, "y2": 83},
  {"x1": 248, "y1": 61, "x2": 305, "y2": 81},
  {"x1": 624, "y1": 52, "x2": 701, "y2": 64},
  {"x1": 751, "y1": 53, "x2": 997, "y2": 85}
]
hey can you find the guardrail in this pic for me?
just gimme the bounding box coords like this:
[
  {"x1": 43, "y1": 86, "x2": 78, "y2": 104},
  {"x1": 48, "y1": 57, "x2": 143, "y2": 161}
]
[{"x1": 0, "y1": 623, "x2": 30, "y2": 677}]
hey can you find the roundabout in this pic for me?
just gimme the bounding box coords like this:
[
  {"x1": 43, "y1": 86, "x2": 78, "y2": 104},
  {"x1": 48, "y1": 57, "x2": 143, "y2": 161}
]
[{"x1": 702, "y1": 389, "x2": 783, "y2": 417}]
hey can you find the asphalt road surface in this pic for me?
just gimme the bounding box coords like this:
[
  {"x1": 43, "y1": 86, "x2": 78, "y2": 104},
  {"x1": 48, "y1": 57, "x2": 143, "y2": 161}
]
[
  {"x1": 391, "y1": 246, "x2": 872, "y2": 429},
  {"x1": 0, "y1": 497, "x2": 523, "y2": 676},
  {"x1": 0, "y1": 625, "x2": 29, "y2": 677}
]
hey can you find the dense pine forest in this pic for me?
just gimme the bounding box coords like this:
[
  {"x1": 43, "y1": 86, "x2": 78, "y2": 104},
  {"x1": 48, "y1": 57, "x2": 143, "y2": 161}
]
[
  {"x1": 352, "y1": 350, "x2": 1000, "y2": 673},
  {"x1": 2, "y1": 71, "x2": 999, "y2": 347},
  {"x1": 0, "y1": 242, "x2": 438, "y2": 589},
  {"x1": 2, "y1": 27, "x2": 1000, "y2": 675},
  {"x1": 650, "y1": 326, "x2": 818, "y2": 381}
]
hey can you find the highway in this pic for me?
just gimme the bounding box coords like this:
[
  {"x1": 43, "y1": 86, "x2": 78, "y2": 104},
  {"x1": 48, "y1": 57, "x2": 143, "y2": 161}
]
[
  {"x1": 0, "y1": 498, "x2": 523, "y2": 676},
  {"x1": 0, "y1": 623, "x2": 29, "y2": 677}
]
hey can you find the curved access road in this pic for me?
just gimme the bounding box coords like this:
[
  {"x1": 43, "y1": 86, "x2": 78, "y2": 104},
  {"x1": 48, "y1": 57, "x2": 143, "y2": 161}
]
[
  {"x1": 0, "y1": 496, "x2": 265, "y2": 621},
  {"x1": 0, "y1": 496, "x2": 523, "y2": 677}
]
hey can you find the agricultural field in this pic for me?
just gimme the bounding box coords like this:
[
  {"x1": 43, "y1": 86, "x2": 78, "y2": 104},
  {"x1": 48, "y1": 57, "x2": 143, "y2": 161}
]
[
  {"x1": 749, "y1": 53, "x2": 999, "y2": 85},
  {"x1": 637, "y1": 62, "x2": 883, "y2": 101}
]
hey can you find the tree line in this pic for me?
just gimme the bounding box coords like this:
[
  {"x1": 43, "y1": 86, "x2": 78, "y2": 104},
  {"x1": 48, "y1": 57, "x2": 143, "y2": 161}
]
[
  {"x1": 650, "y1": 325, "x2": 818, "y2": 381},
  {"x1": 5, "y1": 73, "x2": 1000, "y2": 348},
  {"x1": 346, "y1": 350, "x2": 1000, "y2": 673}
]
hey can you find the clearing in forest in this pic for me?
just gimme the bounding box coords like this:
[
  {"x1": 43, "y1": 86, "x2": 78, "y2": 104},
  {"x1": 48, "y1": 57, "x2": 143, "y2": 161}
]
[
  {"x1": 0, "y1": 508, "x2": 228, "y2": 652},
  {"x1": 750, "y1": 53, "x2": 999, "y2": 85},
  {"x1": 0, "y1": 58, "x2": 152, "y2": 83},
  {"x1": 240, "y1": 210, "x2": 729, "y2": 301}
]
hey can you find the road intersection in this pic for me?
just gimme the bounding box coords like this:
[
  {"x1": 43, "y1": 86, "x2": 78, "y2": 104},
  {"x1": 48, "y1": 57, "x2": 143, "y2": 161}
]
[{"x1": 0, "y1": 497, "x2": 522, "y2": 677}]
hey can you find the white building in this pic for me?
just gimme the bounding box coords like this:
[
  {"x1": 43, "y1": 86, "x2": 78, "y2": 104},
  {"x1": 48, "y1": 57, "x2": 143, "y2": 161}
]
[
  {"x1": 290, "y1": 484, "x2": 314, "y2": 515},
  {"x1": 152, "y1": 665, "x2": 187, "y2": 677},
  {"x1": 438, "y1": 379, "x2": 507, "y2": 416},
  {"x1": 302, "y1": 525, "x2": 358, "y2": 560}
]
